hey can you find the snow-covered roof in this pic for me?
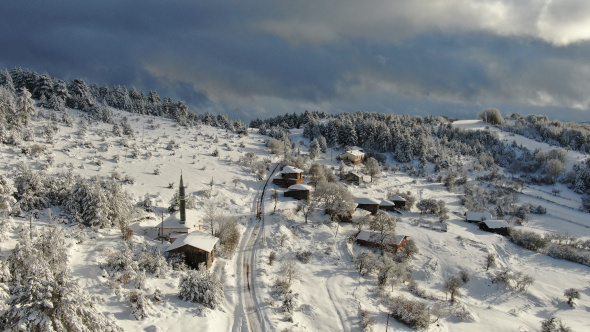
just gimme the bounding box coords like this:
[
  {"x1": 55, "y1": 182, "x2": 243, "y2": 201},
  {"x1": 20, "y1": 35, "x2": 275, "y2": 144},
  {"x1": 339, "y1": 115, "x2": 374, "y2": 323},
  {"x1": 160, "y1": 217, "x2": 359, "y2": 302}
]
[
  {"x1": 481, "y1": 220, "x2": 510, "y2": 229},
  {"x1": 352, "y1": 209, "x2": 371, "y2": 218},
  {"x1": 281, "y1": 166, "x2": 303, "y2": 174},
  {"x1": 389, "y1": 195, "x2": 406, "y2": 202},
  {"x1": 380, "y1": 199, "x2": 396, "y2": 206},
  {"x1": 287, "y1": 184, "x2": 312, "y2": 191},
  {"x1": 166, "y1": 231, "x2": 219, "y2": 253},
  {"x1": 356, "y1": 231, "x2": 407, "y2": 246},
  {"x1": 156, "y1": 210, "x2": 200, "y2": 230},
  {"x1": 350, "y1": 171, "x2": 364, "y2": 177},
  {"x1": 354, "y1": 197, "x2": 381, "y2": 205},
  {"x1": 345, "y1": 150, "x2": 365, "y2": 157},
  {"x1": 466, "y1": 211, "x2": 492, "y2": 221}
]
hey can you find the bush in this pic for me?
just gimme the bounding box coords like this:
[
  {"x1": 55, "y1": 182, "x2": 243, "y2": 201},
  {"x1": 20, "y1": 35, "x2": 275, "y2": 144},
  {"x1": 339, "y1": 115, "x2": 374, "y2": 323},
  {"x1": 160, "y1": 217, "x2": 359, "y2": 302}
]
[
  {"x1": 128, "y1": 290, "x2": 155, "y2": 320},
  {"x1": 478, "y1": 108, "x2": 505, "y2": 125},
  {"x1": 296, "y1": 251, "x2": 312, "y2": 264},
  {"x1": 387, "y1": 296, "x2": 430, "y2": 330},
  {"x1": 509, "y1": 229, "x2": 548, "y2": 251},
  {"x1": 178, "y1": 264, "x2": 224, "y2": 309},
  {"x1": 541, "y1": 317, "x2": 571, "y2": 332}
]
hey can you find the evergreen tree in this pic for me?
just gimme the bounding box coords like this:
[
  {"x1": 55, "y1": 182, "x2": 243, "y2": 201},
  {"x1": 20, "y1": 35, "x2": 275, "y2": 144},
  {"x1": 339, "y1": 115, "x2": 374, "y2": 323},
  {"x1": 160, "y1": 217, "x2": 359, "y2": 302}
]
[{"x1": 16, "y1": 87, "x2": 35, "y2": 127}]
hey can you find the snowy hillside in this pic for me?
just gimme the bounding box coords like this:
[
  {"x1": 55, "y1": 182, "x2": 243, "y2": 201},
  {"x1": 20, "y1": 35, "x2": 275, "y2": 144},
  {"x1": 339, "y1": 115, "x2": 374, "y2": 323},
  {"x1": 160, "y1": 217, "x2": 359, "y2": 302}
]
[{"x1": 0, "y1": 106, "x2": 589, "y2": 332}]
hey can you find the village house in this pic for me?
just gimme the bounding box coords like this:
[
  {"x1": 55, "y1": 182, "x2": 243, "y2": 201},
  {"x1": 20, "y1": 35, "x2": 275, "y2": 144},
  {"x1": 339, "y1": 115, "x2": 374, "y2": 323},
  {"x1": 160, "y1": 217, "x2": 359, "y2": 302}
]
[
  {"x1": 465, "y1": 211, "x2": 493, "y2": 223},
  {"x1": 478, "y1": 220, "x2": 510, "y2": 236},
  {"x1": 338, "y1": 148, "x2": 365, "y2": 165},
  {"x1": 342, "y1": 171, "x2": 365, "y2": 184},
  {"x1": 165, "y1": 231, "x2": 219, "y2": 269},
  {"x1": 355, "y1": 230, "x2": 409, "y2": 251},
  {"x1": 284, "y1": 184, "x2": 312, "y2": 200},
  {"x1": 273, "y1": 165, "x2": 304, "y2": 188},
  {"x1": 354, "y1": 197, "x2": 381, "y2": 215}
]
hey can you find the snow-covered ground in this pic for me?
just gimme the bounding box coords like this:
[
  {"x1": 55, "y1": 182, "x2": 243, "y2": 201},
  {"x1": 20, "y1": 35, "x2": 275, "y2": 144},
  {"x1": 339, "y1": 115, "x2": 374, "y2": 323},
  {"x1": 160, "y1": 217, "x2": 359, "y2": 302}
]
[{"x1": 1, "y1": 111, "x2": 589, "y2": 331}]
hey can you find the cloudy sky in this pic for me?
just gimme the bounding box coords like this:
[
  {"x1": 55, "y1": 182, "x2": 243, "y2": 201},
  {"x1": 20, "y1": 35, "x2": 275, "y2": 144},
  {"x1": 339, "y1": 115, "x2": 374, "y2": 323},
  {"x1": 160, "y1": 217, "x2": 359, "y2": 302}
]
[{"x1": 1, "y1": 0, "x2": 590, "y2": 122}]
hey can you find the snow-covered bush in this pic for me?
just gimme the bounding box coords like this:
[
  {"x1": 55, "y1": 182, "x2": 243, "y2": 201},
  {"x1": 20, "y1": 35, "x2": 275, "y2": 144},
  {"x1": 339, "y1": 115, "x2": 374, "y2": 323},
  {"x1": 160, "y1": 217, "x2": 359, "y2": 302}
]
[
  {"x1": 215, "y1": 218, "x2": 240, "y2": 258},
  {"x1": 128, "y1": 290, "x2": 156, "y2": 320},
  {"x1": 541, "y1": 317, "x2": 571, "y2": 332},
  {"x1": 546, "y1": 244, "x2": 590, "y2": 267},
  {"x1": 564, "y1": 288, "x2": 580, "y2": 307},
  {"x1": 138, "y1": 249, "x2": 169, "y2": 278},
  {"x1": 386, "y1": 296, "x2": 430, "y2": 330},
  {"x1": 178, "y1": 264, "x2": 224, "y2": 309},
  {"x1": 296, "y1": 251, "x2": 312, "y2": 264},
  {"x1": 355, "y1": 251, "x2": 377, "y2": 276},
  {"x1": 107, "y1": 242, "x2": 138, "y2": 273},
  {"x1": 509, "y1": 229, "x2": 548, "y2": 251}
]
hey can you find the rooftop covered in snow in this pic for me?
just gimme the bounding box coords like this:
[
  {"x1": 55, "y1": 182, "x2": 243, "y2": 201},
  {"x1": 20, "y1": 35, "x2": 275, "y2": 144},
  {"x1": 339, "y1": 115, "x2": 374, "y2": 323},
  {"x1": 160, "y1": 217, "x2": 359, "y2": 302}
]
[{"x1": 165, "y1": 231, "x2": 219, "y2": 253}]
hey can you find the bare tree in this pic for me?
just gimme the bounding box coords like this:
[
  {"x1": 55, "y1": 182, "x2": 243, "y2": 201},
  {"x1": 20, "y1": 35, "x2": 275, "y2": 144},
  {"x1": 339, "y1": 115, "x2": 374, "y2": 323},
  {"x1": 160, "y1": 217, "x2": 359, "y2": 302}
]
[
  {"x1": 485, "y1": 253, "x2": 496, "y2": 271},
  {"x1": 313, "y1": 181, "x2": 355, "y2": 221},
  {"x1": 202, "y1": 199, "x2": 221, "y2": 235},
  {"x1": 231, "y1": 176, "x2": 241, "y2": 188},
  {"x1": 365, "y1": 157, "x2": 381, "y2": 182},
  {"x1": 443, "y1": 275, "x2": 462, "y2": 303},
  {"x1": 564, "y1": 288, "x2": 580, "y2": 307},
  {"x1": 280, "y1": 259, "x2": 300, "y2": 285},
  {"x1": 295, "y1": 199, "x2": 316, "y2": 224}
]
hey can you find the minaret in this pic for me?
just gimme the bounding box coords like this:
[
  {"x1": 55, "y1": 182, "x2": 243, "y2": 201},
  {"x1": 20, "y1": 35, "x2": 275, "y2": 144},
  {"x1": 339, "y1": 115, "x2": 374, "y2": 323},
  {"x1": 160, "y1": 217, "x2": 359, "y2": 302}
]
[{"x1": 179, "y1": 173, "x2": 186, "y2": 223}]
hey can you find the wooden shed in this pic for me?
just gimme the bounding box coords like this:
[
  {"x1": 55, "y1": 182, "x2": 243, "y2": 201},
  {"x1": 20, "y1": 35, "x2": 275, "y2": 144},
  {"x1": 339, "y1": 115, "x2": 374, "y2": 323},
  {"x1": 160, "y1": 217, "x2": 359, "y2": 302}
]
[
  {"x1": 478, "y1": 220, "x2": 510, "y2": 236},
  {"x1": 165, "y1": 231, "x2": 219, "y2": 269},
  {"x1": 273, "y1": 166, "x2": 304, "y2": 188},
  {"x1": 284, "y1": 184, "x2": 312, "y2": 200},
  {"x1": 389, "y1": 195, "x2": 407, "y2": 209},
  {"x1": 343, "y1": 171, "x2": 365, "y2": 184},
  {"x1": 379, "y1": 199, "x2": 397, "y2": 212},
  {"x1": 354, "y1": 197, "x2": 381, "y2": 215}
]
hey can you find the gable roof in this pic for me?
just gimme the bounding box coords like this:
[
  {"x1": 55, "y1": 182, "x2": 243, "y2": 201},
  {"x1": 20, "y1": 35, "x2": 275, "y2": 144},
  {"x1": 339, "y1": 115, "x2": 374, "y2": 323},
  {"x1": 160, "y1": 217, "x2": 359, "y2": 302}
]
[
  {"x1": 281, "y1": 166, "x2": 304, "y2": 174},
  {"x1": 380, "y1": 199, "x2": 396, "y2": 207},
  {"x1": 389, "y1": 195, "x2": 406, "y2": 202},
  {"x1": 345, "y1": 150, "x2": 365, "y2": 157},
  {"x1": 480, "y1": 220, "x2": 510, "y2": 229},
  {"x1": 156, "y1": 210, "x2": 200, "y2": 230},
  {"x1": 165, "y1": 231, "x2": 219, "y2": 253},
  {"x1": 354, "y1": 197, "x2": 381, "y2": 205},
  {"x1": 466, "y1": 211, "x2": 492, "y2": 221},
  {"x1": 287, "y1": 184, "x2": 312, "y2": 191}
]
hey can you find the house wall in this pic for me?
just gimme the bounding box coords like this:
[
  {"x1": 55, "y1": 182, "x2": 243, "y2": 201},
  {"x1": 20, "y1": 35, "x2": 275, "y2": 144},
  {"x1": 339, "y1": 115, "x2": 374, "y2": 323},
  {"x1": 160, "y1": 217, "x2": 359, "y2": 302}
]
[
  {"x1": 169, "y1": 245, "x2": 215, "y2": 269},
  {"x1": 284, "y1": 190, "x2": 310, "y2": 200},
  {"x1": 158, "y1": 228, "x2": 189, "y2": 239},
  {"x1": 357, "y1": 203, "x2": 380, "y2": 215}
]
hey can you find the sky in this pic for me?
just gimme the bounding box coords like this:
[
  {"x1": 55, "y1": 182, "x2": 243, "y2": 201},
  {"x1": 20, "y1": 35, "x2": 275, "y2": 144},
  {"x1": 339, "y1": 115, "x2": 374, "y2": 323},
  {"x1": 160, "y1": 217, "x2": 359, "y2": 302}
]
[{"x1": 1, "y1": 0, "x2": 590, "y2": 122}]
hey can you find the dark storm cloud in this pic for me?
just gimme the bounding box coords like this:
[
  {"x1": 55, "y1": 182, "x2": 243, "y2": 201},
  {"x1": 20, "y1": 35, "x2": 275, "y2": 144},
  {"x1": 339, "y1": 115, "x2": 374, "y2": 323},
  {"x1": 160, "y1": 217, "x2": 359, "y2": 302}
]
[{"x1": 1, "y1": 1, "x2": 589, "y2": 122}]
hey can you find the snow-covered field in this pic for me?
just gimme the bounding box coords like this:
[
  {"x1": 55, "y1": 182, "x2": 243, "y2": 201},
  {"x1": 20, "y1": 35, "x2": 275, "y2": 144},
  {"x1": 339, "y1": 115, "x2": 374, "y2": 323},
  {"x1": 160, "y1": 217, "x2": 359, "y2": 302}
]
[{"x1": 1, "y1": 111, "x2": 589, "y2": 331}]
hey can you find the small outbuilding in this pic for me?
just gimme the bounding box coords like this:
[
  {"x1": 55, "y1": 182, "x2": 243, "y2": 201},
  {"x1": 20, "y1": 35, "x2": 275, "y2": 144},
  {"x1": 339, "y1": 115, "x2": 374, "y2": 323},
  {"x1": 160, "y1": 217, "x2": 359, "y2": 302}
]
[
  {"x1": 273, "y1": 166, "x2": 304, "y2": 188},
  {"x1": 478, "y1": 220, "x2": 510, "y2": 236},
  {"x1": 165, "y1": 231, "x2": 219, "y2": 269},
  {"x1": 465, "y1": 211, "x2": 493, "y2": 223},
  {"x1": 343, "y1": 171, "x2": 365, "y2": 184},
  {"x1": 284, "y1": 184, "x2": 312, "y2": 200},
  {"x1": 389, "y1": 195, "x2": 407, "y2": 209},
  {"x1": 354, "y1": 197, "x2": 381, "y2": 215},
  {"x1": 379, "y1": 199, "x2": 397, "y2": 212},
  {"x1": 355, "y1": 230, "x2": 408, "y2": 250}
]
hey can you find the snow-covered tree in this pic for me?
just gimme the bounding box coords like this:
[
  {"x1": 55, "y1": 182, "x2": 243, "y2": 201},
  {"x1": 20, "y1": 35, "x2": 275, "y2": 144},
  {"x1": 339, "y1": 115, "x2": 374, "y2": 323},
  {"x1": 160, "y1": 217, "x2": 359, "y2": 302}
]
[
  {"x1": 564, "y1": 288, "x2": 580, "y2": 307},
  {"x1": 313, "y1": 181, "x2": 355, "y2": 221},
  {"x1": 443, "y1": 275, "x2": 462, "y2": 303},
  {"x1": 128, "y1": 290, "x2": 156, "y2": 320},
  {"x1": 178, "y1": 263, "x2": 224, "y2": 309},
  {"x1": 279, "y1": 259, "x2": 300, "y2": 285},
  {"x1": 0, "y1": 175, "x2": 16, "y2": 215},
  {"x1": 0, "y1": 272, "x2": 122, "y2": 331},
  {"x1": 15, "y1": 87, "x2": 35, "y2": 127},
  {"x1": 365, "y1": 157, "x2": 381, "y2": 182}
]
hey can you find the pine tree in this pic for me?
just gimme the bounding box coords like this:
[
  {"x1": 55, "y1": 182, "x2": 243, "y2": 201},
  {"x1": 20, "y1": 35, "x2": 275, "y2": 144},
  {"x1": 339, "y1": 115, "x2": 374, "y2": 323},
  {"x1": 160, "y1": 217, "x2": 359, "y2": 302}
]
[
  {"x1": 16, "y1": 87, "x2": 35, "y2": 127},
  {"x1": 179, "y1": 263, "x2": 224, "y2": 309},
  {"x1": 0, "y1": 174, "x2": 16, "y2": 215}
]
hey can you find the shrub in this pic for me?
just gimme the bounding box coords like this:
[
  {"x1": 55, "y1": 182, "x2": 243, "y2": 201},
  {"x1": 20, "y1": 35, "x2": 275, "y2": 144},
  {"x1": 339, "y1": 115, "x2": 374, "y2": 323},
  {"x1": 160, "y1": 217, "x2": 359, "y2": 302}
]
[
  {"x1": 387, "y1": 296, "x2": 430, "y2": 330},
  {"x1": 296, "y1": 251, "x2": 312, "y2": 264},
  {"x1": 509, "y1": 229, "x2": 548, "y2": 251},
  {"x1": 178, "y1": 264, "x2": 224, "y2": 309}
]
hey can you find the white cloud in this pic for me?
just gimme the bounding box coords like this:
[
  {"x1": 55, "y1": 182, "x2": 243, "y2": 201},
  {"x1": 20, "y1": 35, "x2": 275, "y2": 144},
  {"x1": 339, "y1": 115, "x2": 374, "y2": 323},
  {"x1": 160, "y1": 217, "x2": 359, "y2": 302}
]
[{"x1": 256, "y1": 0, "x2": 590, "y2": 46}]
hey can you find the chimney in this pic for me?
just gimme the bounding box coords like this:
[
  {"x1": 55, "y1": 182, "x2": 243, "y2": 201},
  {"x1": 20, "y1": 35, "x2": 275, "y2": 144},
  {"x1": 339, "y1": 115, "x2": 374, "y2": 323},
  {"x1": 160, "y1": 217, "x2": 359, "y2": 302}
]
[{"x1": 179, "y1": 173, "x2": 186, "y2": 223}]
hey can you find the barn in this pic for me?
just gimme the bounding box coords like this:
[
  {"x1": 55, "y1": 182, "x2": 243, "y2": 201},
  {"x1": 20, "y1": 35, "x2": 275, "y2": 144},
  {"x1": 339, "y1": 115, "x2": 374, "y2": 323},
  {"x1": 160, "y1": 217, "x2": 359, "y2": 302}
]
[
  {"x1": 273, "y1": 166, "x2": 304, "y2": 188},
  {"x1": 478, "y1": 220, "x2": 510, "y2": 236},
  {"x1": 284, "y1": 184, "x2": 312, "y2": 200},
  {"x1": 343, "y1": 171, "x2": 365, "y2": 184},
  {"x1": 165, "y1": 231, "x2": 219, "y2": 269},
  {"x1": 354, "y1": 197, "x2": 381, "y2": 215}
]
